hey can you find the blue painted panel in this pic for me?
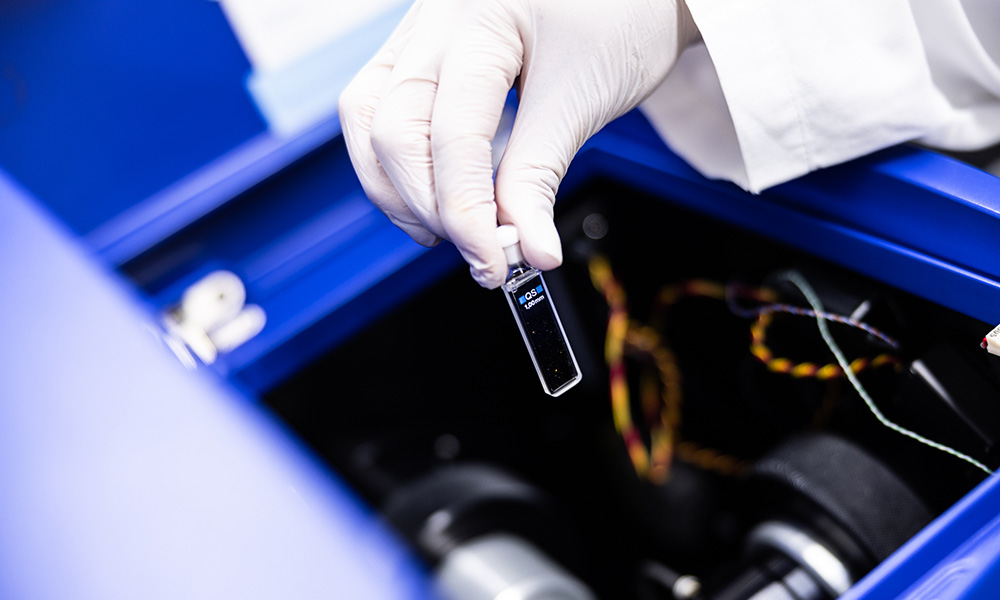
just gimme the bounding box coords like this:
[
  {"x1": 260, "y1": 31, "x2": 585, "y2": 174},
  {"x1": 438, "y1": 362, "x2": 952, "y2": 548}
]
[
  {"x1": 571, "y1": 111, "x2": 1000, "y2": 325},
  {"x1": 0, "y1": 2, "x2": 408, "y2": 268},
  {"x1": 840, "y1": 473, "x2": 1000, "y2": 600},
  {"x1": 0, "y1": 1, "x2": 266, "y2": 237},
  {"x1": 87, "y1": 120, "x2": 343, "y2": 266}
]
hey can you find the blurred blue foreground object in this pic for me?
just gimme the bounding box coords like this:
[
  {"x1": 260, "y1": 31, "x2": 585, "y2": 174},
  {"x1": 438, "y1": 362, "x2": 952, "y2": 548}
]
[{"x1": 0, "y1": 172, "x2": 435, "y2": 600}]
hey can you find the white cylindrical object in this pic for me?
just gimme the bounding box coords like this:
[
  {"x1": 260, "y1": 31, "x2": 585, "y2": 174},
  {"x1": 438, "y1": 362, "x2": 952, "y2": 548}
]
[
  {"x1": 179, "y1": 270, "x2": 246, "y2": 332},
  {"x1": 497, "y1": 224, "x2": 525, "y2": 266},
  {"x1": 435, "y1": 533, "x2": 595, "y2": 600}
]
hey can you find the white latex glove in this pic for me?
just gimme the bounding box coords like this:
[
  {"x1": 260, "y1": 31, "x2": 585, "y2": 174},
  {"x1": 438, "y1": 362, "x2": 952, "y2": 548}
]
[{"x1": 339, "y1": 0, "x2": 698, "y2": 288}]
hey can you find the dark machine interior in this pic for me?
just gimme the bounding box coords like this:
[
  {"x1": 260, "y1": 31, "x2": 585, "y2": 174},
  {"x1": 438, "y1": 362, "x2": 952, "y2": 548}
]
[{"x1": 265, "y1": 180, "x2": 999, "y2": 599}]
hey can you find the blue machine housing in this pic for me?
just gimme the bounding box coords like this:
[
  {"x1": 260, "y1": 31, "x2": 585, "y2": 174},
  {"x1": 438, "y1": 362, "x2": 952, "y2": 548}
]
[{"x1": 1, "y1": 2, "x2": 999, "y2": 598}]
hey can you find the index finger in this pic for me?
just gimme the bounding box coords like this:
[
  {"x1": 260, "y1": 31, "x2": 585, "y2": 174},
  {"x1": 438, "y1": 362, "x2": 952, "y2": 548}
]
[
  {"x1": 339, "y1": 0, "x2": 441, "y2": 246},
  {"x1": 430, "y1": 5, "x2": 524, "y2": 288}
]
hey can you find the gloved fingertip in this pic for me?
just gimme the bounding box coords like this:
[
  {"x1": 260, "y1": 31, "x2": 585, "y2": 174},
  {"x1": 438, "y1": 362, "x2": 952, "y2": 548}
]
[
  {"x1": 415, "y1": 233, "x2": 443, "y2": 248},
  {"x1": 516, "y1": 219, "x2": 563, "y2": 271},
  {"x1": 389, "y1": 215, "x2": 442, "y2": 248},
  {"x1": 470, "y1": 263, "x2": 506, "y2": 290},
  {"x1": 525, "y1": 241, "x2": 562, "y2": 271}
]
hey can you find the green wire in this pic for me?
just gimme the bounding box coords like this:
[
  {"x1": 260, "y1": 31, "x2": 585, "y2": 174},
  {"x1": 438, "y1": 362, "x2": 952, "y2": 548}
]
[{"x1": 780, "y1": 270, "x2": 993, "y2": 476}]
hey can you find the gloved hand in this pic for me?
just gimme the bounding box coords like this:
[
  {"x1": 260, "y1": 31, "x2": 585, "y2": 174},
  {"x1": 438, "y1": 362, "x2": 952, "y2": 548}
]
[{"x1": 339, "y1": 0, "x2": 698, "y2": 288}]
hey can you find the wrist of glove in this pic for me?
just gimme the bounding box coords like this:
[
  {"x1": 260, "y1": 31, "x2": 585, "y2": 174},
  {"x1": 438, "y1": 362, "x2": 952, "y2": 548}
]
[{"x1": 339, "y1": 0, "x2": 699, "y2": 288}]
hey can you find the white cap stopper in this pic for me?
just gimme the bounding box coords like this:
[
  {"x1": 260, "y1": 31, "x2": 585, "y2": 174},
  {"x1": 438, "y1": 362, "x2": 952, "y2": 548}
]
[{"x1": 496, "y1": 225, "x2": 525, "y2": 265}]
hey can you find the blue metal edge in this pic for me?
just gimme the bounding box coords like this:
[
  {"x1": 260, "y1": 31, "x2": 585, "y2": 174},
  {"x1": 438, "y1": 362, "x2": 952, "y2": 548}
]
[
  {"x1": 569, "y1": 113, "x2": 1000, "y2": 326},
  {"x1": 221, "y1": 227, "x2": 464, "y2": 394},
  {"x1": 87, "y1": 117, "x2": 344, "y2": 267},
  {"x1": 841, "y1": 471, "x2": 1000, "y2": 600}
]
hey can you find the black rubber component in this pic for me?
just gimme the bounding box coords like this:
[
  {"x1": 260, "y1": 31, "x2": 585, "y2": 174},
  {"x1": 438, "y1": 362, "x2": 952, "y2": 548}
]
[
  {"x1": 381, "y1": 461, "x2": 571, "y2": 562},
  {"x1": 752, "y1": 433, "x2": 933, "y2": 565}
]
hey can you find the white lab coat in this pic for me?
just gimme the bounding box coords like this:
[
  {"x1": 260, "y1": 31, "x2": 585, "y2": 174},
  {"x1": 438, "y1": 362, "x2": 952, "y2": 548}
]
[{"x1": 640, "y1": 0, "x2": 1000, "y2": 193}]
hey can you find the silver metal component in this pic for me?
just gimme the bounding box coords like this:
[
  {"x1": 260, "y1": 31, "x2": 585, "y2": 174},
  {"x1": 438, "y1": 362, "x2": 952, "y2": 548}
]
[
  {"x1": 750, "y1": 580, "x2": 797, "y2": 600},
  {"x1": 734, "y1": 566, "x2": 823, "y2": 600},
  {"x1": 637, "y1": 561, "x2": 702, "y2": 600},
  {"x1": 156, "y1": 324, "x2": 198, "y2": 370},
  {"x1": 419, "y1": 509, "x2": 456, "y2": 557},
  {"x1": 781, "y1": 567, "x2": 824, "y2": 600},
  {"x1": 672, "y1": 574, "x2": 702, "y2": 600},
  {"x1": 748, "y1": 521, "x2": 854, "y2": 598},
  {"x1": 434, "y1": 434, "x2": 462, "y2": 461},
  {"x1": 582, "y1": 213, "x2": 609, "y2": 240},
  {"x1": 434, "y1": 533, "x2": 596, "y2": 600},
  {"x1": 848, "y1": 299, "x2": 872, "y2": 322},
  {"x1": 911, "y1": 359, "x2": 991, "y2": 441}
]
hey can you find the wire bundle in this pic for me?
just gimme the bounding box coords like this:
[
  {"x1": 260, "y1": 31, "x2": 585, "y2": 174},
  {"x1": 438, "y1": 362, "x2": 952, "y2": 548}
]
[
  {"x1": 589, "y1": 256, "x2": 748, "y2": 483},
  {"x1": 589, "y1": 255, "x2": 671, "y2": 482},
  {"x1": 589, "y1": 254, "x2": 993, "y2": 481},
  {"x1": 778, "y1": 271, "x2": 993, "y2": 475},
  {"x1": 749, "y1": 311, "x2": 900, "y2": 380}
]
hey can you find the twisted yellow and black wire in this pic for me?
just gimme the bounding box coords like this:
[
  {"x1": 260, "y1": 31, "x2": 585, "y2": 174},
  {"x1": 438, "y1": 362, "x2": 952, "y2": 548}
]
[
  {"x1": 589, "y1": 256, "x2": 747, "y2": 483},
  {"x1": 587, "y1": 255, "x2": 901, "y2": 484}
]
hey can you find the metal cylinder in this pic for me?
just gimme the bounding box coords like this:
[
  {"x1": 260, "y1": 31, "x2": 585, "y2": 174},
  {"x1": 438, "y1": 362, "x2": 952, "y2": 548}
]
[{"x1": 434, "y1": 533, "x2": 596, "y2": 600}]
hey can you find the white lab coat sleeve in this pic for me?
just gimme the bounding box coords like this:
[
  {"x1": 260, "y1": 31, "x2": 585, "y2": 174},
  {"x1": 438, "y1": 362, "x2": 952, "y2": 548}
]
[
  {"x1": 639, "y1": 0, "x2": 962, "y2": 193},
  {"x1": 908, "y1": 0, "x2": 1000, "y2": 151}
]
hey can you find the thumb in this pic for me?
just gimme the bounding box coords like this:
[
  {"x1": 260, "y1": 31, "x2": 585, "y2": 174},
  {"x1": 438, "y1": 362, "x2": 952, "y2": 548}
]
[{"x1": 494, "y1": 91, "x2": 597, "y2": 272}]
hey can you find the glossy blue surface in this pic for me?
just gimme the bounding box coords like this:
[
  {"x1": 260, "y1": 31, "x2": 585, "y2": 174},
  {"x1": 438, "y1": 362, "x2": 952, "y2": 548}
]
[
  {"x1": 841, "y1": 472, "x2": 1000, "y2": 600},
  {"x1": 0, "y1": 0, "x2": 265, "y2": 237},
  {"x1": 567, "y1": 111, "x2": 1000, "y2": 326}
]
